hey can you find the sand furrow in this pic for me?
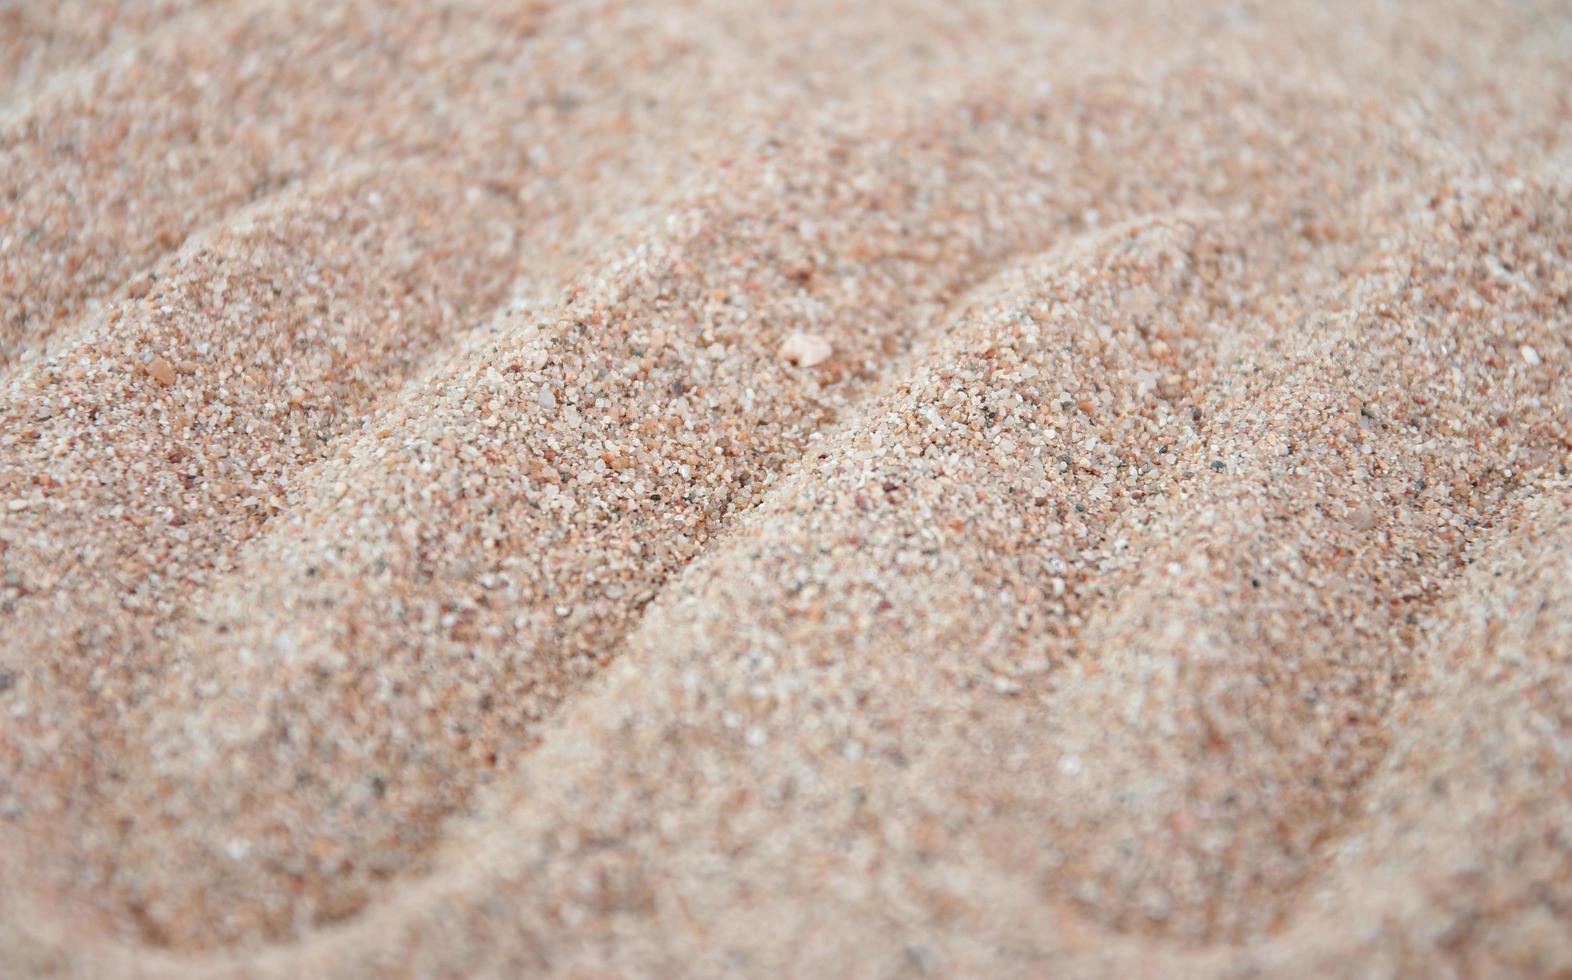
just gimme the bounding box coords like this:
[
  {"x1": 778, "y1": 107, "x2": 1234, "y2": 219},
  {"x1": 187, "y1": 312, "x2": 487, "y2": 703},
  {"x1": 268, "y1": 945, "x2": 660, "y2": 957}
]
[
  {"x1": 1027, "y1": 172, "x2": 1572, "y2": 942},
  {"x1": 72, "y1": 69, "x2": 1459, "y2": 953},
  {"x1": 0, "y1": 158, "x2": 531, "y2": 939},
  {"x1": 227, "y1": 210, "x2": 1295, "y2": 979},
  {"x1": 74, "y1": 84, "x2": 1137, "y2": 949},
  {"x1": 4, "y1": 64, "x2": 1486, "y2": 964},
  {"x1": 3, "y1": 3, "x2": 976, "y2": 934},
  {"x1": 196, "y1": 170, "x2": 1571, "y2": 980},
  {"x1": 0, "y1": 0, "x2": 563, "y2": 369},
  {"x1": 1214, "y1": 485, "x2": 1572, "y2": 976},
  {"x1": 2, "y1": 0, "x2": 828, "y2": 659}
]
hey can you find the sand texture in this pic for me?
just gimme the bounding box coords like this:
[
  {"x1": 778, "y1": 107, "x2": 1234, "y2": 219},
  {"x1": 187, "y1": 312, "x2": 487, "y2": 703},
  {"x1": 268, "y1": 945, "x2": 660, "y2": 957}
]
[{"x1": 2, "y1": 1, "x2": 1572, "y2": 976}]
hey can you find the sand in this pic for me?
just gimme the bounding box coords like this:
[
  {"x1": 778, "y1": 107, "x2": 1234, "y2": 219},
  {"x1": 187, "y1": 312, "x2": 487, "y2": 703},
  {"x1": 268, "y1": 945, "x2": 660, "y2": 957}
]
[{"x1": 1, "y1": 1, "x2": 1570, "y2": 976}]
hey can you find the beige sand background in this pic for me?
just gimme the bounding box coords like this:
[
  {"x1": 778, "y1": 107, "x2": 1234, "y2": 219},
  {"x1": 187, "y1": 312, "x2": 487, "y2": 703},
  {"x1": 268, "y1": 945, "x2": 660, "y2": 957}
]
[{"x1": 2, "y1": 1, "x2": 1570, "y2": 976}]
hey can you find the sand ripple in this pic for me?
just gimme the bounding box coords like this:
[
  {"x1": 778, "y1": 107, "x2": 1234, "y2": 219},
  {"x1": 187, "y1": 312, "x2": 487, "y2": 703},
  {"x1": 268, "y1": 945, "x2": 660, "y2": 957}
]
[{"x1": 1, "y1": 1, "x2": 1569, "y2": 976}]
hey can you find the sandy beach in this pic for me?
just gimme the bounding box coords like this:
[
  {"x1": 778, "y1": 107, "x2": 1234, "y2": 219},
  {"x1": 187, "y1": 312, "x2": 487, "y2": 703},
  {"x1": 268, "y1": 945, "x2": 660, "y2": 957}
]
[{"x1": 2, "y1": 1, "x2": 1571, "y2": 976}]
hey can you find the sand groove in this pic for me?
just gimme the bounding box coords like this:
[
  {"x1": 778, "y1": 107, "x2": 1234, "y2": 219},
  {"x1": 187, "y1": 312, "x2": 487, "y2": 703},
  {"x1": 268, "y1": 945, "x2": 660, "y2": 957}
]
[
  {"x1": 1034, "y1": 172, "x2": 1572, "y2": 941},
  {"x1": 246, "y1": 208, "x2": 1374, "y2": 977},
  {"x1": 0, "y1": 0, "x2": 567, "y2": 369},
  {"x1": 23, "y1": 68, "x2": 1454, "y2": 949},
  {"x1": 76, "y1": 85, "x2": 1220, "y2": 948}
]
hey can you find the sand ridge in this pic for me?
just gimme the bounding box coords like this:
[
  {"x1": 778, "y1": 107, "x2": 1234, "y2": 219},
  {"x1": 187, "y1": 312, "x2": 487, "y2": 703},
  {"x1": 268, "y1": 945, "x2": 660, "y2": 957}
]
[{"x1": 2, "y1": 1, "x2": 1570, "y2": 976}]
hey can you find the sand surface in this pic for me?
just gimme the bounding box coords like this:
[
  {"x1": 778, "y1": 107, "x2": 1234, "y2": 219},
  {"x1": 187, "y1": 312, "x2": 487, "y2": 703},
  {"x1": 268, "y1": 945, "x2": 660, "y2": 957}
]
[{"x1": 2, "y1": 1, "x2": 1571, "y2": 976}]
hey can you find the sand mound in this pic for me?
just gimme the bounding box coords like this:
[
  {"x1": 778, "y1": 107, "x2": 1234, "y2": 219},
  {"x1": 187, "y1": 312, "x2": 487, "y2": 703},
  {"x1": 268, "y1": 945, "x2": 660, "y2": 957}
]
[{"x1": 2, "y1": 2, "x2": 1570, "y2": 976}]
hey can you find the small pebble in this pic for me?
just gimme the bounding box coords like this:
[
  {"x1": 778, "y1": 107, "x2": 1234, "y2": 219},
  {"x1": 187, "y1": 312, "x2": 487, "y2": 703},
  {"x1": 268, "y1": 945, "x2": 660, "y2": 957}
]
[
  {"x1": 146, "y1": 355, "x2": 176, "y2": 386},
  {"x1": 780, "y1": 331, "x2": 833, "y2": 367}
]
